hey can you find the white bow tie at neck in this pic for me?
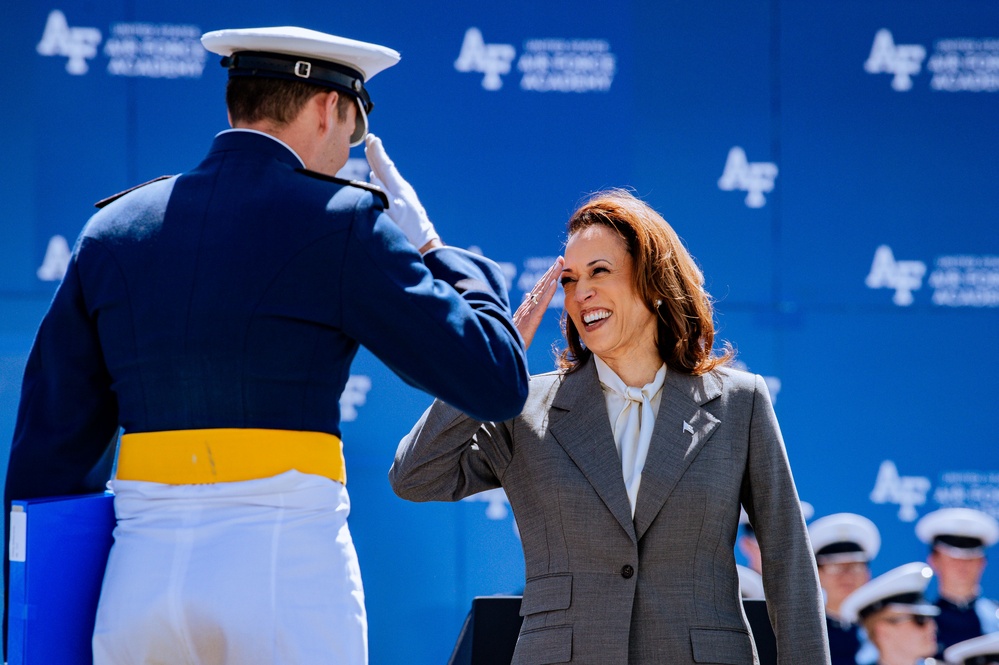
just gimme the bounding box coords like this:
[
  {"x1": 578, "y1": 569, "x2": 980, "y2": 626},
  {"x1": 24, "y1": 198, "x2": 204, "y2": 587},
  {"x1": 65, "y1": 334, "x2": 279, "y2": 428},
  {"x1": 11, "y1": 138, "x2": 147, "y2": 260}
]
[
  {"x1": 611, "y1": 382, "x2": 659, "y2": 518},
  {"x1": 622, "y1": 385, "x2": 653, "y2": 403},
  {"x1": 592, "y1": 356, "x2": 667, "y2": 518}
]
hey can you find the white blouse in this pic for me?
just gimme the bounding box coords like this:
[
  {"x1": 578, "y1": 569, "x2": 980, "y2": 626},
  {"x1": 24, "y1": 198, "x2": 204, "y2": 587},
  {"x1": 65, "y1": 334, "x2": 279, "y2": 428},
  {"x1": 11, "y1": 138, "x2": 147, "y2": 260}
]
[{"x1": 593, "y1": 355, "x2": 667, "y2": 517}]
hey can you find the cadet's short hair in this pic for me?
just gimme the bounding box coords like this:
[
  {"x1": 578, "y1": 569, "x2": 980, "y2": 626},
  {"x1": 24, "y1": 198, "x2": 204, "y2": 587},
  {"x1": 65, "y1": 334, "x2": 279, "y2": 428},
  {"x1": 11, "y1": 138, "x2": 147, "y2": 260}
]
[{"x1": 226, "y1": 77, "x2": 353, "y2": 126}]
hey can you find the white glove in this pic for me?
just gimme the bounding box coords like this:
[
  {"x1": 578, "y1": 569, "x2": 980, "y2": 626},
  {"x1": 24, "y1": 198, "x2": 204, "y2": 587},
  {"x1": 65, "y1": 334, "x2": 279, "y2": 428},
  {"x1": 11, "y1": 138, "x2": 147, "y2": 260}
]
[{"x1": 365, "y1": 134, "x2": 440, "y2": 249}]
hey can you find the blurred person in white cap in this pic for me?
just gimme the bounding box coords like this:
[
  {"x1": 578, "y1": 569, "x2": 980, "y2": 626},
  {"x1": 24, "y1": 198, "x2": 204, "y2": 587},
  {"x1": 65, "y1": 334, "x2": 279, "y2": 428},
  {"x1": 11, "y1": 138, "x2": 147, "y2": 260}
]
[
  {"x1": 4, "y1": 25, "x2": 531, "y2": 665},
  {"x1": 840, "y1": 562, "x2": 941, "y2": 665},
  {"x1": 738, "y1": 564, "x2": 766, "y2": 600},
  {"x1": 739, "y1": 501, "x2": 813, "y2": 575},
  {"x1": 739, "y1": 507, "x2": 764, "y2": 574},
  {"x1": 944, "y1": 632, "x2": 999, "y2": 665},
  {"x1": 809, "y1": 513, "x2": 882, "y2": 665},
  {"x1": 916, "y1": 507, "x2": 999, "y2": 658}
]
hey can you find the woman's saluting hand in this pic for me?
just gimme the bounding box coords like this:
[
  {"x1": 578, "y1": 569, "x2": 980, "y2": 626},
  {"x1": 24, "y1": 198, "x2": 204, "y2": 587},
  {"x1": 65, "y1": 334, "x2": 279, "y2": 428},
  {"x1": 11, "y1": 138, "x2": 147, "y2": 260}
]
[{"x1": 513, "y1": 256, "x2": 563, "y2": 350}]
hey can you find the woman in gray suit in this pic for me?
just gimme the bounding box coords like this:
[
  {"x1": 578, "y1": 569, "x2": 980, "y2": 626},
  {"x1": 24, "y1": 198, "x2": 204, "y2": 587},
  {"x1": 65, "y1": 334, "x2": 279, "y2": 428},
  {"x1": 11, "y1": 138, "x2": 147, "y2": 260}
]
[{"x1": 390, "y1": 189, "x2": 829, "y2": 664}]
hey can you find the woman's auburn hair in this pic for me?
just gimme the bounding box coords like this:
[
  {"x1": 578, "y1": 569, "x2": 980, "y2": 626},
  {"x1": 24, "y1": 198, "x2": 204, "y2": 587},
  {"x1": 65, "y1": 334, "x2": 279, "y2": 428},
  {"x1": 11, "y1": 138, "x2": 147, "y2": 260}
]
[{"x1": 557, "y1": 189, "x2": 733, "y2": 376}]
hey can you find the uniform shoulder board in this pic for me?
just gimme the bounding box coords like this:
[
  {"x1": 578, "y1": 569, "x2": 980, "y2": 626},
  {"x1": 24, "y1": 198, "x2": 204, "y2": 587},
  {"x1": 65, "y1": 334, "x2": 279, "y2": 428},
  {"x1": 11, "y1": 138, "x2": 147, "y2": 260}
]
[
  {"x1": 94, "y1": 175, "x2": 175, "y2": 209},
  {"x1": 295, "y1": 168, "x2": 389, "y2": 209}
]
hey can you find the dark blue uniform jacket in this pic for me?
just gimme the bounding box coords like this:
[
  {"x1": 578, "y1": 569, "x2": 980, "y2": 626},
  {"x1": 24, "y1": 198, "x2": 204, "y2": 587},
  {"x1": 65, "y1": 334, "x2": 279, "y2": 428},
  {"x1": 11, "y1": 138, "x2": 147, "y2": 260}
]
[{"x1": 5, "y1": 130, "x2": 530, "y2": 502}]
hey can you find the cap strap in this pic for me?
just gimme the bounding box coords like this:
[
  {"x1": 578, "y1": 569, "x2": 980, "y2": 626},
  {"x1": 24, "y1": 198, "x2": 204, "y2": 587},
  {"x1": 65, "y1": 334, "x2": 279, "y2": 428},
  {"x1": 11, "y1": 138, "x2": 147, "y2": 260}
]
[
  {"x1": 222, "y1": 51, "x2": 373, "y2": 114},
  {"x1": 859, "y1": 591, "x2": 927, "y2": 619},
  {"x1": 817, "y1": 541, "x2": 866, "y2": 557},
  {"x1": 816, "y1": 551, "x2": 870, "y2": 565}
]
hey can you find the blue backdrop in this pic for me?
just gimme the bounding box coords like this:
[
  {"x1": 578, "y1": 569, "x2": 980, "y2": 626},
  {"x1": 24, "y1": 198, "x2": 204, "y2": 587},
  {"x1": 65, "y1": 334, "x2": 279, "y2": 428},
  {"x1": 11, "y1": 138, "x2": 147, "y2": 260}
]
[{"x1": 2, "y1": 2, "x2": 998, "y2": 663}]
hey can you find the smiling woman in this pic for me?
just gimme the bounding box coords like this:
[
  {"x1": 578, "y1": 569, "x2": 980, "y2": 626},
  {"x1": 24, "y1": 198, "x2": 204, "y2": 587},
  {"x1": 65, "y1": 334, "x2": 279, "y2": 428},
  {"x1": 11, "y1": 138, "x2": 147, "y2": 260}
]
[
  {"x1": 560, "y1": 224, "x2": 659, "y2": 386},
  {"x1": 391, "y1": 189, "x2": 829, "y2": 664},
  {"x1": 558, "y1": 189, "x2": 732, "y2": 385}
]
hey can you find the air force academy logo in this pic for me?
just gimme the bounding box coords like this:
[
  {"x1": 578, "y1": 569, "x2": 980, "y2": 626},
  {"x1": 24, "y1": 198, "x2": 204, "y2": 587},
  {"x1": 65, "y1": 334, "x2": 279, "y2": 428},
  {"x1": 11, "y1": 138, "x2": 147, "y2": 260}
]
[
  {"x1": 866, "y1": 245, "x2": 927, "y2": 306},
  {"x1": 864, "y1": 29, "x2": 927, "y2": 91},
  {"x1": 37, "y1": 10, "x2": 102, "y2": 74},
  {"x1": 454, "y1": 28, "x2": 516, "y2": 90},
  {"x1": 38, "y1": 10, "x2": 206, "y2": 79},
  {"x1": 456, "y1": 29, "x2": 616, "y2": 93},
  {"x1": 870, "y1": 460, "x2": 931, "y2": 522},
  {"x1": 37, "y1": 235, "x2": 71, "y2": 281},
  {"x1": 717, "y1": 147, "x2": 778, "y2": 208}
]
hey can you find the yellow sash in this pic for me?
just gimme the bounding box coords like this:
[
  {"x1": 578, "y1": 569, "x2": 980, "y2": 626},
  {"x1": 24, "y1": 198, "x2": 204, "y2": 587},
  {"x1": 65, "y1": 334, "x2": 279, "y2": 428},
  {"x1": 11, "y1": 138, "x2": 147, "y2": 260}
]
[{"x1": 116, "y1": 428, "x2": 346, "y2": 485}]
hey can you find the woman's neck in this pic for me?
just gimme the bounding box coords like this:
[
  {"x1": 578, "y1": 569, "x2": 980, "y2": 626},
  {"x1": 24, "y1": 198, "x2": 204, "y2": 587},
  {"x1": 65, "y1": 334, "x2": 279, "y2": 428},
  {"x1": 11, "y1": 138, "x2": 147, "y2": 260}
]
[{"x1": 596, "y1": 348, "x2": 663, "y2": 387}]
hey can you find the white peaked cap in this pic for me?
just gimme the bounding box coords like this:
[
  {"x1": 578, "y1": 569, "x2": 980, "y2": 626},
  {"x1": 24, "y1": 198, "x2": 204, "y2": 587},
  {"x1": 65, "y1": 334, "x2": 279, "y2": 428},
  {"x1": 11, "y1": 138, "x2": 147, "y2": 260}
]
[
  {"x1": 737, "y1": 565, "x2": 765, "y2": 600},
  {"x1": 809, "y1": 513, "x2": 881, "y2": 562},
  {"x1": 943, "y1": 632, "x2": 999, "y2": 664},
  {"x1": 916, "y1": 508, "x2": 999, "y2": 551},
  {"x1": 201, "y1": 27, "x2": 400, "y2": 81},
  {"x1": 838, "y1": 562, "x2": 938, "y2": 624}
]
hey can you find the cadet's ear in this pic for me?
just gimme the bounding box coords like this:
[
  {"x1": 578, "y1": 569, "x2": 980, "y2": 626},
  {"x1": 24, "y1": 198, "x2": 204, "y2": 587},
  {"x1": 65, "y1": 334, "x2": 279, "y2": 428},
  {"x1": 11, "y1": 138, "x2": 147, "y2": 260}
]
[{"x1": 315, "y1": 90, "x2": 340, "y2": 134}]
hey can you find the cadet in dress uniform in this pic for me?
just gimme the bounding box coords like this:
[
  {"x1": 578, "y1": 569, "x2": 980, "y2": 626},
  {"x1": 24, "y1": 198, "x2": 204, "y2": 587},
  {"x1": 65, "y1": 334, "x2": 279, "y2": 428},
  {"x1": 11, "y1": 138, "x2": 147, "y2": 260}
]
[
  {"x1": 839, "y1": 563, "x2": 941, "y2": 665},
  {"x1": 739, "y1": 502, "x2": 812, "y2": 576},
  {"x1": 738, "y1": 508, "x2": 764, "y2": 574},
  {"x1": 4, "y1": 26, "x2": 529, "y2": 665},
  {"x1": 944, "y1": 632, "x2": 999, "y2": 665},
  {"x1": 916, "y1": 508, "x2": 999, "y2": 659},
  {"x1": 809, "y1": 513, "x2": 882, "y2": 665},
  {"x1": 738, "y1": 564, "x2": 766, "y2": 600}
]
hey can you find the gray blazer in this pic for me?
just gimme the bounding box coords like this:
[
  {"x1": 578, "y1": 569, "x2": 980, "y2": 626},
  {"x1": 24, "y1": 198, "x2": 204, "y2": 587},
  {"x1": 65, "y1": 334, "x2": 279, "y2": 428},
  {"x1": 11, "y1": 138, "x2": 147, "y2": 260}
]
[{"x1": 390, "y1": 359, "x2": 830, "y2": 664}]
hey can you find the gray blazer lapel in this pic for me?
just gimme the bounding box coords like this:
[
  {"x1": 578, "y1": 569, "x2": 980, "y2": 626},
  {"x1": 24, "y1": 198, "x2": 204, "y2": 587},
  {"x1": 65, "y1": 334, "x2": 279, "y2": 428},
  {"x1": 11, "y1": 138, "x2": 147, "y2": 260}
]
[
  {"x1": 633, "y1": 370, "x2": 722, "y2": 540},
  {"x1": 548, "y1": 361, "x2": 637, "y2": 542}
]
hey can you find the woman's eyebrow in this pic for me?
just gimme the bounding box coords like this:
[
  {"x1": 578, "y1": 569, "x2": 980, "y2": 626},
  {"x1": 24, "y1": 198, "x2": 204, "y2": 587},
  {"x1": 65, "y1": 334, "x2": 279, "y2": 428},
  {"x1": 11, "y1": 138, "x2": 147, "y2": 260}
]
[{"x1": 562, "y1": 257, "x2": 613, "y2": 274}]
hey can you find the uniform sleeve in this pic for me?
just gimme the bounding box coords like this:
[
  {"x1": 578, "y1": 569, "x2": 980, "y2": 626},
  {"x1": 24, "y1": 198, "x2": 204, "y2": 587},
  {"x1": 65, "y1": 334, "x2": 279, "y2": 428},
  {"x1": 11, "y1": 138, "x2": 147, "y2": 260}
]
[
  {"x1": 5, "y1": 251, "x2": 119, "y2": 506},
  {"x1": 741, "y1": 374, "x2": 830, "y2": 665},
  {"x1": 389, "y1": 399, "x2": 514, "y2": 502},
  {"x1": 339, "y1": 199, "x2": 530, "y2": 423}
]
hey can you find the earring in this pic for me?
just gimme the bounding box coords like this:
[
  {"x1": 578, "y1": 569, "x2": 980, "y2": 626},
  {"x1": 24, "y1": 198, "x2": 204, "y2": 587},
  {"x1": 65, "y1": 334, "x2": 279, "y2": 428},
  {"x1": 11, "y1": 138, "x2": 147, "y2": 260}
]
[{"x1": 655, "y1": 298, "x2": 663, "y2": 307}]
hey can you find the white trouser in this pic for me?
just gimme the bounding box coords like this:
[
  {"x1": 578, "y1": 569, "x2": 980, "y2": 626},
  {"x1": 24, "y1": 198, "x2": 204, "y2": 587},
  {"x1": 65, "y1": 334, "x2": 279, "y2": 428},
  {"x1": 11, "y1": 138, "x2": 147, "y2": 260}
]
[{"x1": 93, "y1": 470, "x2": 366, "y2": 665}]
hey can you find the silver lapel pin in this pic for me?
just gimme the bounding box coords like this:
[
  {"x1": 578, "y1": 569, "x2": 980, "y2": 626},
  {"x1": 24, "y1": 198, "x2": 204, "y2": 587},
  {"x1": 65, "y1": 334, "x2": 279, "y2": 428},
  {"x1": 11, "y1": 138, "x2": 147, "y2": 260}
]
[{"x1": 682, "y1": 421, "x2": 694, "y2": 435}]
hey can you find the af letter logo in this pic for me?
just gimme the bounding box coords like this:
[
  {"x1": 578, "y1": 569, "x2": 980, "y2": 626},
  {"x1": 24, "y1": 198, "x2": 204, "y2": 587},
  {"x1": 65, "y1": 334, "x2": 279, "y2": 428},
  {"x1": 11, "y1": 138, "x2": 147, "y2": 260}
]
[
  {"x1": 339, "y1": 375, "x2": 372, "y2": 422},
  {"x1": 717, "y1": 147, "x2": 778, "y2": 208},
  {"x1": 454, "y1": 28, "x2": 516, "y2": 91},
  {"x1": 869, "y1": 460, "x2": 931, "y2": 522},
  {"x1": 37, "y1": 235, "x2": 71, "y2": 282},
  {"x1": 865, "y1": 245, "x2": 926, "y2": 306},
  {"x1": 864, "y1": 29, "x2": 927, "y2": 91},
  {"x1": 37, "y1": 10, "x2": 102, "y2": 75}
]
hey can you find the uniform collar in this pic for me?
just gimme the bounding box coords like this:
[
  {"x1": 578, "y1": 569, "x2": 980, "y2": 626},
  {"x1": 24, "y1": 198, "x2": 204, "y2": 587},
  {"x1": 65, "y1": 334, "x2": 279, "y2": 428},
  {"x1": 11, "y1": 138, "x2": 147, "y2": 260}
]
[
  {"x1": 938, "y1": 595, "x2": 979, "y2": 611},
  {"x1": 211, "y1": 128, "x2": 306, "y2": 168}
]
